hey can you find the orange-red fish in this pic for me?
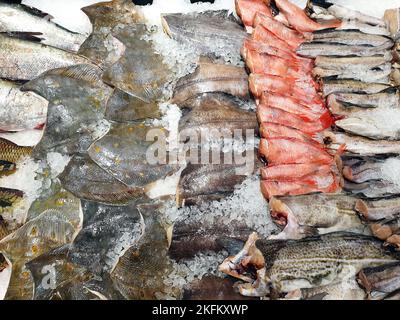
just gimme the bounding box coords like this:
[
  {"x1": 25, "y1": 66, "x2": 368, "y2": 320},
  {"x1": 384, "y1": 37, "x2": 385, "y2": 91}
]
[
  {"x1": 235, "y1": 0, "x2": 273, "y2": 30},
  {"x1": 259, "y1": 122, "x2": 321, "y2": 145},
  {"x1": 261, "y1": 163, "x2": 333, "y2": 181}
]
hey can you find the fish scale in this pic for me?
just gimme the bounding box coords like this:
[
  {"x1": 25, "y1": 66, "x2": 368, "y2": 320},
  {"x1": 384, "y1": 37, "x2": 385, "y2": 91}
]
[{"x1": 0, "y1": 138, "x2": 32, "y2": 165}]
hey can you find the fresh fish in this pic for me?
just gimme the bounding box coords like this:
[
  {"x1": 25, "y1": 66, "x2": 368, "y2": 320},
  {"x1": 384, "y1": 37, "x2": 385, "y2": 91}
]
[
  {"x1": 321, "y1": 80, "x2": 391, "y2": 97},
  {"x1": 162, "y1": 10, "x2": 247, "y2": 64},
  {"x1": 170, "y1": 219, "x2": 253, "y2": 260},
  {"x1": 68, "y1": 200, "x2": 144, "y2": 276},
  {"x1": 274, "y1": 0, "x2": 341, "y2": 32},
  {"x1": 0, "y1": 33, "x2": 92, "y2": 81},
  {"x1": 368, "y1": 219, "x2": 400, "y2": 244},
  {"x1": 268, "y1": 194, "x2": 368, "y2": 240},
  {"x1": 355, "y1": 198, "x2": 400, "y2": 221},
  {"x1": 0, "y1": 216, "x2": 10, "y2": 240},
  {"x1": 88, "y1": 122, "x2": 177, "y2": 188},
  {"x1": 59, "y1": 154, "x2": 144, "y2": 205},
  {"x1": 236, "y1": 0, "x2": 273, "y2": 31},
  {"x1": 110, "y1": 203, "x2": 175, "y2": 299},
  {"x1": 176, "y1": 150, "x2": 261, "y2": 207},
  {"x1": 21, "y1": 64, "x2": 113, "y2": 158},
  {"x1": 0, "y1": 137, "x2": 32, "y2": 162},
  {"x1": 310, "y1": 30, "x2": 393, "y2": 47},
  {"x1": 384, "y1": 7, "x2": 400, "y2": 37},
  {"x1": 358, "y1": 263, "x2": 400, "y2": 296},
  {"x1": 219, "y1": 232, "x2": 399, "y2": 297},
  {"x1": 329, "y1": 91, "x2": 399, "y2": 109},
  {"x1": 105, "y1": 88, "x2": 160, "y2": 122},
  {"x1": 0, "y1": 187, "x2": 23, "y2": 219},
  {"x1": 324, "y1": 131, "x2": 400, "y2": 156},
  {"x1": 79, "y1": 0, "x2": 143, "y2": 68},
  {"x1": 0, "y1": 80, "x2": 47, "y2": 132},
  {"x1": 342, "y1": 157, "x2": 389, "y2": 183},
  {"x1": 252, "y1": 23, "x2": 295, "y2": 53},
  {"x1": 345, "y1": 179, "x2": 400, "y2": 199},
  {"x1": 171, "y1": 59, "x2": 250, "y2": 105},
  {"x1": 178, "y1": 93, "x2": 258, "y2": 137},
  {"x1": 297, "y1": 42, "x2": 393, "y2": 58},
  {"x1": 102, "y1": 24, "x2": 171, "y2": 103},
  {"x1": 0, "y1": 3, "x2": 86, "y2": 52},
  {"x1": 339, "y1": 20, "x2": 391, "y2": 36}
]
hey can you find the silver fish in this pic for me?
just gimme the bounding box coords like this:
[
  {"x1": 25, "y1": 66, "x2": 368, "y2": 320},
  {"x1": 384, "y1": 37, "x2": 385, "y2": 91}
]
[
  {"x1": 0, "y1": 3, "x2": 86, "y2": 52},
  {"x1": 321, "y1": 80, "x2": 391, "y2": 97},
  {"x1": 0, "y1": 33, "x2": 92, "y2": 81},
  {"x1": 339, "y1": 20, "x2": 391, "y2": 36},
  {"x1": 311, "y1": 30, "x2": 392, "y2": 47},
  {"x1": 0, "y1": 80, "x2": 47, "y2": 132},
  {"x1": 355, "y1": 198, "x2": 400, "y2": 221},
  {"x1": 329, "y1": 90, "x2": 399, "y2": 109}
]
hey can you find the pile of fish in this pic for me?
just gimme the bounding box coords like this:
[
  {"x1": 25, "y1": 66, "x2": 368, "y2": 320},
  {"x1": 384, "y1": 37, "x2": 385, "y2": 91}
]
[{"x1": 1, "y1": 0, "x2": 400, "y2": 300}]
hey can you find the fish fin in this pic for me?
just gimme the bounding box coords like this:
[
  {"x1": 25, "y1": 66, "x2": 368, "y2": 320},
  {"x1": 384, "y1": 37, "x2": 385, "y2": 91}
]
[
  {"x1": 0, "y1": 31, "x2": 43, "y2": 42},
  {"x1": 42, "y1": 64, "x2": 103, "y2": 84}
]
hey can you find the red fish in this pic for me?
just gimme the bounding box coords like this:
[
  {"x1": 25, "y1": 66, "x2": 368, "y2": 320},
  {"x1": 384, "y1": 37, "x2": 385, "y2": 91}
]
[
  {"x1": 259, "y1": 122, "x2": 321, "y2": 145},
  {"x1": 235, "y1": 0, "x2": 273, "y2": 30},
  {"x1": 261, "y1": 163, "x2": 332, "y2": 181},
  {"x1": 274, "y1": 0, "x2": 342, "y2": 32},
  {"x1": 253, "y1": 12, "x2": 307, "y2": 49},
  {"x1": 259, "y1": 137, "x2": 334, "y2": 165},
  {"x1": 252, "y1": 24, "x2": 293, "y2": 53}
]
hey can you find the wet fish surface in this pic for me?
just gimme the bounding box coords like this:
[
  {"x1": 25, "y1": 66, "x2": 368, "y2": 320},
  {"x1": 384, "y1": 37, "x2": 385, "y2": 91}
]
[
  {"x1": 358, "y1": 262, "x2": 400, "y2": 296},
  {"x1": 321, "y1": 80, "x2": 391, "y2": 97}
]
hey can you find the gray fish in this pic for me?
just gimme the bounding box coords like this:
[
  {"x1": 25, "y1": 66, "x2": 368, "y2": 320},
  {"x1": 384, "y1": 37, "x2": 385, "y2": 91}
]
[
  {"x1": 343, "y1": 157, "x2": 392, "y2": 183},
  {"x1": 324, "y1": 131, "x2": 400, "y2": 156},
  {"x1": 104, "y1": 88, "x2": 160, "y2": 122},
  {"x1": 102, "y1": 24, "x2": 171, "y2": 103},
  {"x1": 59, "y1": 154, "x2": 144, "y2": 205},
  {"x1": 88, "y1": 122, "x2": 178, "y2": 188},
  {"x1": 21, "y1": 64, "x2": 113, "y2": 158},
  {"x1": 329, "y1": 91, "x2": 399, "y2": 109},
  {"x1": 0, "y1": 80, "x2": 48, "y2": 132},
  {"x1": 219, "y1": 232, "x2": 399, "y2": 297},
  {"x1": 355, "y1": 198, "x2": 400, "y2": 221},
  {"x1": 311, "y1": 30, "x2": 392, "y2": 47},
  {"x1": 268, "y1": 194, "x2": 368, "y2": 240},
  {"x1": 0, "y1": 3, "x2": 86, "y2": 52},
  {"x1": 345, "y1": 179, "x2": 400, "y2": 199},
  {"x1": 171, "y1": 59, "x2": 250, "y2": 105},
  {"x1": 297, "y1": 42, "x2": 393, "y2": 58},
  {"x1": 110, "y1": 202, "x2": 175, "y2": 299},
  {"x1": 79, "y1": 0, "x2": 143, "y2": 68},
  {"x1": 358, "y1": 263, "x2": 400, "y2": 295},
  {"x1": 0, "y1": 33, "x2": 92, "y2": 81},
  {"x1": 339, "y1": 20, "x2": 391, "y2": 36},
  {"x1": 67, "y1": 200, "x2": 144, "y2": 276},
  {"x1": 321, "y1": 80, "x2": 391, "y2": 97},
  {"x1": 162, "y1": 10, "x2": 247, "y2": 65}
]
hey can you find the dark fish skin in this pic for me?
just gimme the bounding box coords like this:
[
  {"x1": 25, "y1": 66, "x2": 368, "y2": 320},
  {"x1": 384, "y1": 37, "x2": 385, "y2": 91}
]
[
  {"x1": 355, "y1": 198, "x2": 400, "y2": 221},
  {"x1": 102, "y1": 24, "x2": 171, "y2": 103},
  {"x1": 183, "y1": 276, "x2": 257, "y2": 300},
  {"x1": 171, "y1": 59, "x2": 250, "y2": 105},
  {"x1": 162, "y1": 10, "x2": 247, "y2": 64},
  {"x1": 0, "y1": 215, "x2": 10, "y2": 240},
  {"x1": 0, "y1": 137, "x2": 32, "y2": 164},
  {"x1": 169, "y1": 219, "x2": 252, "y2": 260},
  {"x1": 21, "y1": 64, "x2": 113, "y2": 158},
  {"x1": 104, "y1": 88, "x2": 160, "y2": 122},
  {"x1": 0, "y1": 187, "x2": 23, "y2": 208},
  {"x1": 88, "y1": 123, "x2": 178, "y2": 188},
  {"x1": 59, "y1": 154, "x2": 144, "y2": 205},
  {"x1": 358, "y1": 262, "x2": 400, "y2": 294},
  {"x1": 0, "y1": 253, "x2": 8, "y2": 272}
]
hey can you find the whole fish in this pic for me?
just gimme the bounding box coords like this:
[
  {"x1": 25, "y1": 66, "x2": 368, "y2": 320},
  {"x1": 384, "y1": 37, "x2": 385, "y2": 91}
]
[
  {"x1": 162, "y1": 10, "x2": 247, "y2": 65},
  {"x1": 355, "y1": 198, "x2": 400, "y2": 221},
  {"x1": 102, "y1": 24, "x2": 171, "y2": 103},
  {"x1": 345, "y1": 179, "x2": 400, "y2": 199},
  {"x1": 311, "y1": 30, "x2": 392, "y2": 47},
  {"x1": 219, "y1": 232, "x2": 399, "y2": 297},
  {"x1": 329, "y1": 91, "x2": 399, "y2": 109},
  {"x1": 268, "y1": 194, "x2": 367, "y2": 240},
  {"x1": 88, "y1": 123, "x2": 177, "y2": 188},
  {"x1": 339, "y1": 20, "x2": 391, "y2": 36},
  {"x1": 0, "y1": 33, "x2": 92, "y2": 81},
  {"x1": 21, "y1": 64, "x2": 113, "y2": 158},
  {"x1": 235, "y1": 0, "x2": 273, "y2": 31},
  {"x1": 324, "y1": 131, "x2": 400, "y2": 156},
  {"x1": 59, "y1": 154, "x2": 144, "y2": 205},
  {"x1": 171, "y1": 59, "x2": 250, "y2": 105},
  {"x1": 314, "y1": 65, "x2": 391, "y2": 84},
  {"x1": 0, "y1": 3, "x2": 86, "y2": 52},
  {"x1": 358, "y1": 263, "x2": 400, "y2": 296},
  {"x1": 297, "y1": 42, "x2": 393, "y2": 58},
  {"x1": 0, "y1": 137, "x2": 32, "y2": 165},
  {"x1": 321, "y1": 80, "x2": 391, "y2": 97}
]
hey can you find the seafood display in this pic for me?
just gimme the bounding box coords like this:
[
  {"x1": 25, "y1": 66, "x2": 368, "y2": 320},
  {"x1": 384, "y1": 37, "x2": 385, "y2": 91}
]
[{"x1": 1, "y1": 0, "x2": 400, "y2": 301}]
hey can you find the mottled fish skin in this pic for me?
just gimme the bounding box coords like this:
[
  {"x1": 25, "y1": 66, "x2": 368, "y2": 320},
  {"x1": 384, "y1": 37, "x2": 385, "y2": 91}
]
[
  {"x1": 88, "y1": 122, "x2": 178, "y2": 188},
  {"x1": 324, "y1": 131, "x2": 400, "y2": 156},
  {"x1": 0, "y1": 3, "x2": 86, "y2": 52},
  {"x1": 79, "y1": 0, "x2": 143, "y2": 69},
  {"x1": 358, "y1": 262, "x2": 400, "y2": 295},
  {"x1": 26, "y1": 245, "x2": 124, "y2": 300},
  {"x1": 0, "y1": 216, "x2": 10, "y2": 240},
  {"x1": 171, "y1": 59, "x2": 250, "y2": 105},
  {"x1": 311, "y1": 30, "x2": 393, "y2": 47},
  {"x1": 0, "y1": 80, "x2": 48, "y2": 132},
  {"x1": 102, "y1": 24, "x2": 171, "y2": 103},
  {"x1": 0, "y1": 187, "x2": 23, "y2": 212},
  {"x1": 21, "y1": 64, "x2": 113, "y2": 158},
  {"x1": 111, "y1": 202, "x2": 177, "y2": 299},
  {"x1": 355, "y1": 198, "x2": 400, "y2": 221},
  {"x1": 59, "y1": 154, "x2": 144, "y2": 205},
  {"x1": 104, "y1": 88, "x2": 160, "y2": 122},
  {"x1": 269, "y1": 194, "x2": 368, "y2": 240},
  {"x1": 0, "y1": 33, "x2": 92, "y2": 81},
  {"x1": 162, "y1": 10, "x2": 247, "y2": 64},
  {"x1": 67, "y1": 200, "x2": 144, "y2": 276},
  {"x1": 321, "y1": 80, "x2": 391, "y2": 97}
]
